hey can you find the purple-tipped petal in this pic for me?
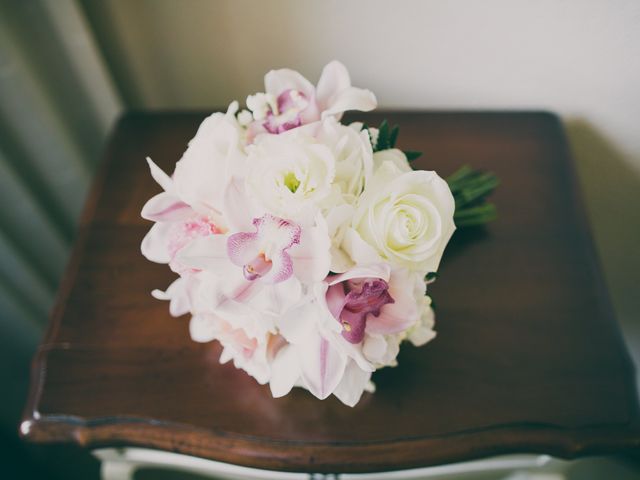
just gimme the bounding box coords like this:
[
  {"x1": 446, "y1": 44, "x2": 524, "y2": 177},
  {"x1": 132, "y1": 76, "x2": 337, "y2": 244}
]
[
  {"x1": 227, "y1": 232, "x2": 260, "y2": 267},
  {"x1": 254, "y1": 214, "x2": 301, "y2": 250},
  {"x1": 261, "y1": 250, "x2": 293, "y2": 284},
  {"x1": 326, "y1": 272, "x2": 395, "y2": 344},
  {"x1": 341, "y1": 280, "x2": 394, "y2": 344},
  {"x1": 263, "y1": 89, "x2": 311, "y2": 134},
  {"x1": 277, "y1": 89, "x2": 307, "y2": 114}
]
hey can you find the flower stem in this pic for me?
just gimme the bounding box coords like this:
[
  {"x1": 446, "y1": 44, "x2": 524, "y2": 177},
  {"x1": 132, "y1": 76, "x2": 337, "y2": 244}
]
[{"x1": 447, "y1": 165, "x2": 499, "y2": 228}]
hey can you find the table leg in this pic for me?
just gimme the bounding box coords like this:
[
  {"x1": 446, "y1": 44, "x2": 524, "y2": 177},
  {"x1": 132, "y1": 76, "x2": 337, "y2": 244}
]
[{"x1": 100, "y1": 459, "x2": 137, "y2": 480}]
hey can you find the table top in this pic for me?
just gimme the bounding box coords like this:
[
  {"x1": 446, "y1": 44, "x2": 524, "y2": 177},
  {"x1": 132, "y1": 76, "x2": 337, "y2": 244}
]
[{"x1": 21, "y1": 111, "x2": 640, "y2": 473}]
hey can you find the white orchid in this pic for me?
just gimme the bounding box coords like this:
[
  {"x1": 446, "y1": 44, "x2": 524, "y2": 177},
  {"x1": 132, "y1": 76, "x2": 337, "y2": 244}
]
[{"x1": 245, "y1": 61, "x2": 377, "y2": 138}]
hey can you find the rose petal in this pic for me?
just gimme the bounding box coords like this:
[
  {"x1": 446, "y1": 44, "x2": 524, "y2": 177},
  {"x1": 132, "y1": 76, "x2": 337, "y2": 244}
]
[
  {"x1": 372, "y1": 149, "x2": 412, "y2": 173},
  {"x1": 342, "y1": 228, "x2": 382, "y2": 266}
]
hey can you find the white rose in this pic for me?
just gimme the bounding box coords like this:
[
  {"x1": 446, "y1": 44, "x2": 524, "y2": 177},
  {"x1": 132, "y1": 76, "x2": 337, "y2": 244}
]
[
  {"x1": 315, "y1": 118, "x2": 373, "y2": 205},
  {"x1": 346, "y1": 161, "x2": 455, "y2": 274},
  {"x1": 373, "y1": 148, "x2": 412, "y2": 173},
  {"x1": 245, "y1": 128, "x2": 336, "y2": 223}
]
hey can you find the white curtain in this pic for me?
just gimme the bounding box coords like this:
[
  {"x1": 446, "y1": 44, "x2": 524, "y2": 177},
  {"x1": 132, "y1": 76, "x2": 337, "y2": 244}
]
[{"x1": 0, "y1": 0, "x2": 122, "y2": 430}]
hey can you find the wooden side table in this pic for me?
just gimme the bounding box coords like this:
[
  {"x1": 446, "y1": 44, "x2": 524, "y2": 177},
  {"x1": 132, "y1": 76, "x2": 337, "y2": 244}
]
[{"x1": 20, "y1": 111, "x2": 640, "y2": 478}]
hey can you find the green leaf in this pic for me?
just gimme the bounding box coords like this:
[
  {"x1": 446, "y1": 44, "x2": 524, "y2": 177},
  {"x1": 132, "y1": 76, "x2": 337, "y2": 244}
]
[
  {"x1": 404, "y1": 150, "x2": 422, "y2": 161},
  {"x1": 454, "y1": 203, "x2": 497, "y2": 226},
  {"x1": 376, "y1": 119, "x2": 390, "y2": 151},
  {"x1": 446, "y1": 165, "x2": 475, "y2": 187},
  {"x1": 425, "y1": 272, "x2": 439, "y2": 281},
  {"x1": 389, "y1": 125, "x2": 399, "y2": 148},
  {"x1": 447, "y1": 165, "x2": 499, "y2": 228}
]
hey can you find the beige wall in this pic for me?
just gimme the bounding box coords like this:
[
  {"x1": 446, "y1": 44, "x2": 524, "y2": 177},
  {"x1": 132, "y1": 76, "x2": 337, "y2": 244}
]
[{"x1": 80, "y1": 0, "x2": 640, "y2": 358}]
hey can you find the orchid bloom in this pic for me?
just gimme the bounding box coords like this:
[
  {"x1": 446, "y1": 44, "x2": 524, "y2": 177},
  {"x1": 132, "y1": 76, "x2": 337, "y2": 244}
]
[
  {"x1": 327, "y1": 277, "x2": 395, "y2": 344},
  {"x1": 227, "y1": 214, "x2": 301, "y2": 284},
  {"x1": 326, "y1": 264, "x2": 420, "y2": 344},
  {"x1": 140, "y1": 158, "x2": 222, "y2": 274},
  {"x1": 141, "y1": 103, "x2": 246, "y2": 271},
  {"x1": 269, "y1": 289, "x2": 378, "y2": 406},
  {"x1": 246, "y1": 61, "x2": 377, "y2": 137},
  {"x1": 177, "y1": 213, "x2": 331, "y2": 310}
]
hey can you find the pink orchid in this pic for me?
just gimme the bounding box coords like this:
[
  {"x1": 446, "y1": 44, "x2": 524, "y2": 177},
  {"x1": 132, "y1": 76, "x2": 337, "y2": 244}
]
[
  {"x1": 268, "y1": 265, "x2": 423, "y2": 404},
  {"x1": 326, "y1": 264, "x2": 419, "y2": 344},
  {"x1": 246, "y1": 61, "x2": 377, "y2": 137},
  {"x1": 327, "y1": 277, "x2": 395, "y2": 344},
  {"x1": 227, "y1": 215, "x2": 301, "y2": 284},
  {"x1": 177, "y1": 213, "x2": 330, "y2": 310}
]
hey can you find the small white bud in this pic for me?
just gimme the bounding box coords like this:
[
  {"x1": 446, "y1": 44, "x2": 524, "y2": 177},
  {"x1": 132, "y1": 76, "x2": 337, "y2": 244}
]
[
  {"x1": 237, "y1": 109, "x2": 253, "y2": 126},
  {"x1": 368, "y1": 127, "x2": 379, "y2": 147},
  {"x1": 246, "y1": 92, "x2": 276, "y2": 120}
]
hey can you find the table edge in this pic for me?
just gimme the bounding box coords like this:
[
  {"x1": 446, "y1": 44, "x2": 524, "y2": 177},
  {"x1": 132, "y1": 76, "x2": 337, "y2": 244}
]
[
  {"x1": 19, "y1": 410, "x2": 640, "y2": 473},
  {"x1": 20, "y1": 110, "x2": 640, "y2": 473}
]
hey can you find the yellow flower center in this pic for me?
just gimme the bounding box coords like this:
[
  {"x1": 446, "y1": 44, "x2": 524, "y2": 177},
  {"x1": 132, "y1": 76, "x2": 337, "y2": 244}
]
[{"x1": 284, "y1": 171, "x2": 301, "y2": 193}]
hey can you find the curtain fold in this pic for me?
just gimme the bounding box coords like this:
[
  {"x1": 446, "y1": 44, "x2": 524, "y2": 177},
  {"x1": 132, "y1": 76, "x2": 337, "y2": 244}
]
[{"x1": 0, "y1": 0, "x2": 122, "y2": 430}]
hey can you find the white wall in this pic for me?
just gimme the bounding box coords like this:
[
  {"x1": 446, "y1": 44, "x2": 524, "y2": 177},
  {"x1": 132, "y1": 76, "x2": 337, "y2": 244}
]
[{"x1": 81, "y1": 0, "x2": 640, "y2": 360}]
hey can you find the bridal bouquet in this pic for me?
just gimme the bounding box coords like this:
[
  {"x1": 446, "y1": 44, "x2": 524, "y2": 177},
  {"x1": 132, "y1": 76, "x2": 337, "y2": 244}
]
[{"x1": 141, "y1": 61, "x2": 497, "y2": 406}]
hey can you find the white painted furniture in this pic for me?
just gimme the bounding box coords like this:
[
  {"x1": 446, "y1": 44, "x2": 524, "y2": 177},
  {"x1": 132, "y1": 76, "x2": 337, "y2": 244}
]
[{"x1": 94, "y1": 448, "x2": 567, "y2": 480}]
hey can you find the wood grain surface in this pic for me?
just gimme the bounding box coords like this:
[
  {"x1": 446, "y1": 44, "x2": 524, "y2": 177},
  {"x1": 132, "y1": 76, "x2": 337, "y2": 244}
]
[{"x1": 20, "y1": 111, "x2": 640, "y2": 473}]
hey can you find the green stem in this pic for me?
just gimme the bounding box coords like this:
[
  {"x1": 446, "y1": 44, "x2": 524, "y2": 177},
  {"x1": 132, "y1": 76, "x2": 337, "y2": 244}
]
[{"x1": 447, "y1": 165, "x2": 499, "y2": 228}]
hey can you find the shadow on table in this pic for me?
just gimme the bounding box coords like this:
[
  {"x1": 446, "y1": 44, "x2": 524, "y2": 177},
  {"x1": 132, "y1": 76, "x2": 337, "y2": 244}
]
[{"x1": 564, "y1": 118, "x2": 640, "y2": 397}]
